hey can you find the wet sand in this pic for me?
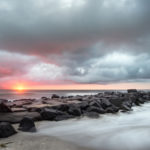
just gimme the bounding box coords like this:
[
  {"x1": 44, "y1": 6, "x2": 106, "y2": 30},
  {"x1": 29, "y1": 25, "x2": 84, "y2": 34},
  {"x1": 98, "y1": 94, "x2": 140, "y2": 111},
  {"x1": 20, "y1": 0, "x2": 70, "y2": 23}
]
[
  {"x1": 0, "y1": 133, "x2": 91, "y2": 150},
  {"x1": 0, "y1": 123, "x2": 92, "y2": 150}
]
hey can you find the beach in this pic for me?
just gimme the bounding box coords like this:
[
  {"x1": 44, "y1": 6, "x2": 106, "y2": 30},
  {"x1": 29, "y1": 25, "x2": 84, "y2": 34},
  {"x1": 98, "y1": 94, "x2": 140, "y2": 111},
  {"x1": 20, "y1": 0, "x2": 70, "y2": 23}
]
[
  {"x1": 1, "y1": 90, "x2": 150, "y2": 150},
  {"x1": 0, "y1": 125, "x2": 91, "y2": 150}
]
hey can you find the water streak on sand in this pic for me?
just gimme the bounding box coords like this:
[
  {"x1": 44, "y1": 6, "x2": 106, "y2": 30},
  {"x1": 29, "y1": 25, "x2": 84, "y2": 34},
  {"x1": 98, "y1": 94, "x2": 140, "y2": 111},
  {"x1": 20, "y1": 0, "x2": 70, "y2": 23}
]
[{"x1": 37, "y1": 102, "x2": 150, "y2": 150}]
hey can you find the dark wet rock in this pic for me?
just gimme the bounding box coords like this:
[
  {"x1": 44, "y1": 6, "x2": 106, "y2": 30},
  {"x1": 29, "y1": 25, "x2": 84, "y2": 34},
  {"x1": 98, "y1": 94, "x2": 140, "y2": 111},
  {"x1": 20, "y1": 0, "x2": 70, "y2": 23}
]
[
  {"x1": 52, "y1": 104, "x2": 69, "y2": 112},
  {"x1": 72, "y1": 96, "x2": 83, "y2": 101},
  {"x1": 0, "y1": 100, "x2": 12, "y2": 112},
  {"x1": 40, "y1": 108, "x2": 66, "y2": 120},
  {"x1": 104, "y1": 91, "x2": 115, "y2": 95},
  {"x1": 87, "y1": 106, "x2": 105, "y2": 114},
  {"x1": 0, "y1": 122, "x2": 17, "y2": 138},
  {"x1": 84, "y1": 112, "x2": 100, "y2": 118},
  {"x1": 89, "y1": 100, "x2": 101, "y2": 108},
  {"x1": 0, "y1": 112, "x2": 41, "y2": 123},
  {"x1": 127, "y1": 89, "x2": 137, "y2": 93},
  {"x1": 100, "y1": 99, "x2": 112, "y2": 109},
  {"x1": 41, "y1": 97, "x2": 49, "y2": 100},
  {"x1": 78, "y1": 101, "x2": 89, "y2": 110},
  {"x1": 121, "y1": 104, "x2": 132, "y2": 112},
  {"x1": 12, "y1": 99, "x2": 33, "y2": 108},
  {"x1": 109, "y1": 98, "x2": 123, "y2": 108},
  {"x1": 51, "y1": 94, "x2": 60, "y2": 99},
  {"x1": 18, "y1": 117, "x2": 36, "y2": 132},
  {"x1": 0, "y1": 99, "x2": 8, "y2": 103},
  {"x1": 54, "y1": 114, "x2": 74, "y2": 121},
  {"x1": 68, "y1": 105, "x2": 82, "y2": 116},
  {"x1": 68, "y1": 96, "x2": 74, "y2": 98},
  {"x1": 105, "y1": 106, "x2": 119, "y2": 113},
  {"x1": 138, "y1": 98, "x2": 145, "y2": 104}
]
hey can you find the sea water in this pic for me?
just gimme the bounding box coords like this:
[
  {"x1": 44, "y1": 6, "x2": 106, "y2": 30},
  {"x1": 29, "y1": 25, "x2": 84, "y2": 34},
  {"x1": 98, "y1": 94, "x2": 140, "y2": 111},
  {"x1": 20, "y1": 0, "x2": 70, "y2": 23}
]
[
  {"x1": 0, "y1": 89, "x2": 124, "y2": 100},
  {"x1": 37, "y1": 102, "x2": 150, "y2": 150}
]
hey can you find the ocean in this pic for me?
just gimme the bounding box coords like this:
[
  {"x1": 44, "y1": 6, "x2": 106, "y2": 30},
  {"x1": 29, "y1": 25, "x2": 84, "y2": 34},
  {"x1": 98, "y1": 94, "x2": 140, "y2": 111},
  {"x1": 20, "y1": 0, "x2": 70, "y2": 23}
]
[{"x1": 0, "y1": 89, "x2": 126, "y2": 100}]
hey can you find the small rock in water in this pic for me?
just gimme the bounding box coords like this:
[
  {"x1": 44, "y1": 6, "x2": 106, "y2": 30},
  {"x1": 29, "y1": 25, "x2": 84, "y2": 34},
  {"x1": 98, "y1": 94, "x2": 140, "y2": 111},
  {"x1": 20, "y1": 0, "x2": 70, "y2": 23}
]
[
  {"x1": 18, "y1": 117, "x2": 36, "y2": 132},
  {"x1": 0, "y1": 100, "x2": 12, "y2": 112},
  {"x1": 127, "y1": 89, "x2": 137, "y2": 93},
  {"x1": 0, "y1": 122, "x2": 17, "y2": 138},
  {"x1": 51, "y1": 94, "x2": 60, "y2": 99}
]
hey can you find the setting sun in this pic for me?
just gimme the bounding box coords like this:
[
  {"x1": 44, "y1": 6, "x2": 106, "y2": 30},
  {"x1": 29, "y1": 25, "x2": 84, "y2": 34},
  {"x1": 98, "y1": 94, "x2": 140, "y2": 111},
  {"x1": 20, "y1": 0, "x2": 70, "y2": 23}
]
[
  {"x1": 12, "y1": 83, "x2": 27, "y2": 92},
  {"x1": 16, "y1": 86, "x2": 24, "y2": 91}
]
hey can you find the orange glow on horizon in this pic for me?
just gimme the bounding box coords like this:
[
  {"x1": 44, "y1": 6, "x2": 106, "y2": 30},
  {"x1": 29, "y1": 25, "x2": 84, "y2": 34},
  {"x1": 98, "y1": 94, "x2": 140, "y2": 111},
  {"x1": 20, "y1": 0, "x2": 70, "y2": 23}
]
[
  {"x1": 12, "y1": 83, "x2": 27, "y2": 92},
  {"x1": 2, "y1": 81, "x2": 150, "y2": 90}
]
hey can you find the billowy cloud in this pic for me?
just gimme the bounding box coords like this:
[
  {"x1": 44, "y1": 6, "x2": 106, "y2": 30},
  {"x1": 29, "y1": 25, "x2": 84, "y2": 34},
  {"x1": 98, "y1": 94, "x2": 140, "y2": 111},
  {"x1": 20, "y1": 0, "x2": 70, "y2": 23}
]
[{"x1": 0, "y1": 0, "x2": 150, "y2": 88}]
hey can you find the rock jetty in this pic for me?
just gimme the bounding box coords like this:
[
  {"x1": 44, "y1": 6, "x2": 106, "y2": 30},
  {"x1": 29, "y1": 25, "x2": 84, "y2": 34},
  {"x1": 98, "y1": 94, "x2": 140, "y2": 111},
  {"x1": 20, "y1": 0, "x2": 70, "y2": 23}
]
[{"x1": 0, "y1": 89, "x2": 150, "y2": 138}]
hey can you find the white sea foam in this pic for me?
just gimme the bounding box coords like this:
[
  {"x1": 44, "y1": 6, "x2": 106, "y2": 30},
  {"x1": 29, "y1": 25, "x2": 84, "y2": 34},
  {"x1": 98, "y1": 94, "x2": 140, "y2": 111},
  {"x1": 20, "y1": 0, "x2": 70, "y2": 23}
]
[{"x1": 37, "y1": 102, "x2": 150, "y2": 150}]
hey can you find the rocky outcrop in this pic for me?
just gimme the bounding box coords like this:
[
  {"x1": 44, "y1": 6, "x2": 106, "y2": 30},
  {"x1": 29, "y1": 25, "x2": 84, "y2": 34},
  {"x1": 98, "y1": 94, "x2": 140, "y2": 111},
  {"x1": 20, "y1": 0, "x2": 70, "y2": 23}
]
[
  {"x1": 18, "y1": 117, "x2": 36, "y2": 132},
  {"x1": 0, "y1": 122, "x2": 17, "y2": 138},
  {"x1": 40, "y1": 108, "x2": 67, "y2": 121},
  {"x1": 127, "y1": 89, "x2": 137, "y2": 93},
  {"x1": 0, "y1": 112, "x2": 41, "y2": 123},
  {"x1": 51, "y1": 94, "x2": 60, "y2": 99},
  {"x1": 2, "y1": 89, "x2": 150, "y2": 123},
  {"x1": 0, "y1": 100, "x2": 12, "y2": 112}
]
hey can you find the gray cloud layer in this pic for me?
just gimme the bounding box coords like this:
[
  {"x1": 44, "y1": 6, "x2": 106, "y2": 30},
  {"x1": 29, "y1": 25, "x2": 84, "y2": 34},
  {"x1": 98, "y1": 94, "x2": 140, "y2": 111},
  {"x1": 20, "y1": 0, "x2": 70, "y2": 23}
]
[{"x1": 0, "y1": 0, "x2": 150, "y2": 86}]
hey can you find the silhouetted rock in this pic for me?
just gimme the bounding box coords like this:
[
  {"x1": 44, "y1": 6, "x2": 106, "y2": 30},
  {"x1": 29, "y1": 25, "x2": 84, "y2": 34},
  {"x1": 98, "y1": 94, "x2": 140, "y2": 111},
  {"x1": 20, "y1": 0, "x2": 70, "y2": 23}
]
[
  {"x1": 127, "y1": 89, "x2": 137, "y2": 93},
  {"x1": 89, "y1": 100, "x2": 101, "y2": 108},
  {"x1": 52, "y1": 104, "x2": 69, "y2": 112},
  {"x1": 87, "y1": 106, "x2": 105, "y2": 114},
  {"x1": 78, "y1": 101, "x2": 89, "y2": 110},
  {"x1": 0, "y1": 100, "x2": 12, "y2": 112},
  {"x1": 109, "y1": 98, "x2": 123, "y2": 107},
  {"x1": 100, "y1": 99, "x2": 112, "y2": 109},
  {"x1": 51, "y1": 94, "x2": 60, "y2": 99},
  {"x1": 40, "y1": 108, "x2": 66, "y2": 120},
  {"x1": 105, "y1": 106, "x2": 119, "y2": 113},
  {"x1": 0, "y1": 122, "x2": 17, "y2": 138},
  {"x1": 68, "y1": 105, "x2": 81, "y2": 116},
  {"x1": 18, "y1": 117, "x2": 36, "y2": 132}
]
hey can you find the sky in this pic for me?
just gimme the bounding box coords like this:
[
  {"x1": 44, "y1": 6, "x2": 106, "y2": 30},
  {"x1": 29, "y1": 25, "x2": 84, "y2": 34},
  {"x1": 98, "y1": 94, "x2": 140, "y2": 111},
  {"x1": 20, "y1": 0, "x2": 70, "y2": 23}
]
[{"x1": 0, "y1": 0, "x2": 150, "y2": 90}]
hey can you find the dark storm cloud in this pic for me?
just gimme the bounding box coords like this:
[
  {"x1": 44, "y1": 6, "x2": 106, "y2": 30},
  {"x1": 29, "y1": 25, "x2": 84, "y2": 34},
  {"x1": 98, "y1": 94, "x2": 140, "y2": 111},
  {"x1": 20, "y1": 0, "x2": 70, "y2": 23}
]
[
  {"x1": 0, "y1": 0, "x2": 150, "y2": 84},
  {"x1": 0, "y1": 0, "x2": 150, "y2": 53}
]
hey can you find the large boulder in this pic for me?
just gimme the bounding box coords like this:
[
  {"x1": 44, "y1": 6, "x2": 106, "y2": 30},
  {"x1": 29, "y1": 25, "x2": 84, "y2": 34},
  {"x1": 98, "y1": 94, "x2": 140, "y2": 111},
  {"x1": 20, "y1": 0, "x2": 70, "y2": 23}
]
[
  {"x1": 105, "y1": 106, "x2": 119, "y2": 113},
  {"x1": 40, "y1": 108, "x2": 66, "y2": 120},
  {"x1": 87, "y1": 106, "x2": 105, "y2": 114},
  {"x1": 127, "y1": 89, "x2": 137, "y2": 93},
  {"x1": 0, "y1": 100, "x2": 12, "y2": 112},
  {"x1": 109, "y1": 97, "x2": 124, "y2": 108},
  {"x1": 100, "y1": 98, "x2": 112, "y2": 109},
  {"x1": 52, "y1": 104, "x2": 69, "y2": 112},
  {"x1": 51, "y1": 94, "x2": 60, "y2": 99},
  {"x1": 68, "y1": 105, "x2": 82, "y2": 116},
  {"x1": 0, "y1": 122, "x2": 17, "y2": 138},
  {"x1": 89, "y1": 100, "x2": 101, "y2": 108},
  {"x1": 18, "y1": 117, "x2": 36, "y2": 132},
  {"x1": 78, "y1": 101, "x2": 89, "y2": 111}
]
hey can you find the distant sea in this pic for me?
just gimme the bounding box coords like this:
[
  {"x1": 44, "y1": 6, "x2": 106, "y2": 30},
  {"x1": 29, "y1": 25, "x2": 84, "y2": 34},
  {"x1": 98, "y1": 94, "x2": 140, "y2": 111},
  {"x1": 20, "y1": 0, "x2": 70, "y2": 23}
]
[{"x1": 0, "y1": 89, "x2": 127, "y2": 100}]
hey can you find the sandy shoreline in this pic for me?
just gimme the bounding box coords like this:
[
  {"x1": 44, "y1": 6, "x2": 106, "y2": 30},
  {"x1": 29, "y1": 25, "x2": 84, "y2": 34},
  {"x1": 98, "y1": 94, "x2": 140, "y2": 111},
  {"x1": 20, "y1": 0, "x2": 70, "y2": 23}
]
[{"x1": 0, "y1": 123, "x2": 92, "y2": 150}]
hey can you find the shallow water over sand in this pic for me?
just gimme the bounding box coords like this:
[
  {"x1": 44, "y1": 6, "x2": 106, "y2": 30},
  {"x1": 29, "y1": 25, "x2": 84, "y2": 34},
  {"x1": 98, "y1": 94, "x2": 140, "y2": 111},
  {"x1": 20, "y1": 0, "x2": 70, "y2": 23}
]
[{"x1": 37, "y1": 102, "x2": 150, "y2": 150}]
